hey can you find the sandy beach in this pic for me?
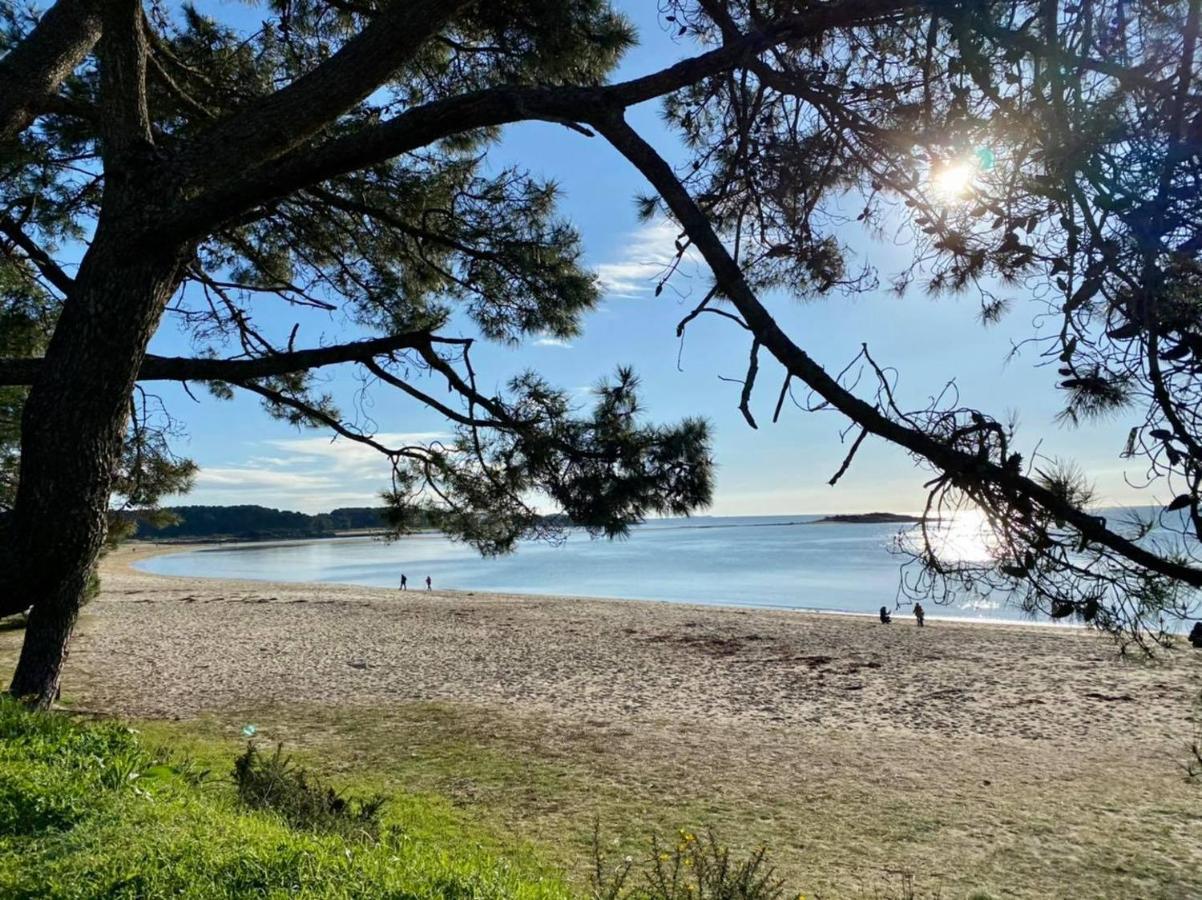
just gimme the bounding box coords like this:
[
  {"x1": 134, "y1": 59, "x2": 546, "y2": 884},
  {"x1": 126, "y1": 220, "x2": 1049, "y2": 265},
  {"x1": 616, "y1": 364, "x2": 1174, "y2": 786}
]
[{"x1": 4, "y1": 542, "x2": 1201, "y2": 897}]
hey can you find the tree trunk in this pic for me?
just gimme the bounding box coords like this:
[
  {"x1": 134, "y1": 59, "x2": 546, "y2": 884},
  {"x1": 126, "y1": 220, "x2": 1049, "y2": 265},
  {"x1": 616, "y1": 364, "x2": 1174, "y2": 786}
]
[{"x1": 5, "y1": 224, "x2": 181, "y2": 707}]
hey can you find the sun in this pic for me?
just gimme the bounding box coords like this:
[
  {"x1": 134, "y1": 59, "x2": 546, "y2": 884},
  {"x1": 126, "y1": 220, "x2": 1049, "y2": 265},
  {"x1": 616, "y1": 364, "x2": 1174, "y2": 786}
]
[{"x1": 931, "y1": 160, "x2": 977, "y2": 202}]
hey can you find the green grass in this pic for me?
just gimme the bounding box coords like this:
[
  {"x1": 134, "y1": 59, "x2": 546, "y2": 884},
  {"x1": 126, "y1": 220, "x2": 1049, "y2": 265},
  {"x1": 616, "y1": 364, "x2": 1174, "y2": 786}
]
[
  {"x1": 4, "y1": 695, "x2": 1194, "y2": 898},
  {"x1": 125, "y1": 700, "x2": 1200, "y2": 899},
  {"x1": 0, "y1": 697, "x2": 570, "y2": 899}
]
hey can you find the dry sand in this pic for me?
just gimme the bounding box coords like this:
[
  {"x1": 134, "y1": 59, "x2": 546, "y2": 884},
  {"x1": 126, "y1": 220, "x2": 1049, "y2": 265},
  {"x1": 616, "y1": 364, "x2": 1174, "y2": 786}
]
[
  {"x1": 4, "y1": 542, "x2": 1201, "y2": 897},
  {"x1": 63, "y1": 545, "x2": 1200, "y2": 743}
]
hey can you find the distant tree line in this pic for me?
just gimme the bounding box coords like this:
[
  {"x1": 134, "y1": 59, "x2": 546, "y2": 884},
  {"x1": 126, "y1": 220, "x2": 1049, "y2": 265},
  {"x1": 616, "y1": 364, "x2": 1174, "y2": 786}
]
[
  {"x1": 129, "y1": 505, "x2": 408, "y2": 542},
  {"x1": 130, "y1": 504, "x2": 571, "y2": 542}
]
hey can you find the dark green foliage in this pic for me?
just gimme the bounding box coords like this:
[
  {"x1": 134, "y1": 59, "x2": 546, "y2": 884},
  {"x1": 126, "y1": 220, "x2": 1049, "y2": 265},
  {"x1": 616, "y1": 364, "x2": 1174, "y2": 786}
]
[
  {"x1": 591, "y1": 827, "x2": 786, "y2": 900},
  {"x1": 327, "y1": 506, "x2": 400, "y2": 530},
  {"x1": 0, "y1": 0, "x2": 720, "y2": 709},
  {"x1": 135, "y1": 504, "x2": 342, "y2": 541},
  {"x1": 232, "y1": 742, "x2": 385, "y2": 841},
  {"x1": 0, "y1": 269, "x2": 54, "y2": 512},
  {"x1": 2, "y1": 0, "x2": 713, "y2": 578},
  {"x1": 154, "y1": 2, "x2": 626, "y2": 352},
  {"x1": 129, "y1": 504, "x2": 443, "y2": 540},
  {"x1": 386, "y1": 367, "x2": 713, "y2": 555},
  {"x1": 0, "y1": 265, "x2": 195, "y2": 530}
]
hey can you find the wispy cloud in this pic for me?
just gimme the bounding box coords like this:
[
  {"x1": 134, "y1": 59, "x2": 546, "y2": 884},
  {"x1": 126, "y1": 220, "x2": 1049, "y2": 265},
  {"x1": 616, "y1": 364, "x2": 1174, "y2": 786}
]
[
  {"x1": 244, "y1": 455, "x2": 321, "y2": 468},
  {"x1": 186, "y1": 465, "x2": 357, "y2": 512},
  {"x1": 264, "y1": 432, "x2": 447, "y2": 463},
  {"x1": 179, "y1": 431, "x2": 450, "y2": 512},
  {"x1": 533, "y1": 336, "x2": 573, "y2": 348},
  {"x1": 594, "y1": 218, "x2": 706, "y2": 299},
  {"x1": 196, "y1": 468, "x2": 335, "y2": 489}
]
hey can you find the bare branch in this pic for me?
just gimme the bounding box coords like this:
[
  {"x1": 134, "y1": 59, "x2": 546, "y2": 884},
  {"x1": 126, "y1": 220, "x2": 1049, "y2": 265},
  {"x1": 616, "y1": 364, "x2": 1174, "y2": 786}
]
[
  {"x1": 0, "y1": 332, "x2": 469, "y2": 386},
  {"x1": 362, "y1": 358, "x2": 500, "y2": 429},
  {"x1": 0, "y1": 216, "x2": 75, "y2": 295},
  {"x1": 739, "y1": 339, "x2": 760, "y2": 429},
  {"x1": 829, "y1": 429, "x2": 868, "y2": 486}
]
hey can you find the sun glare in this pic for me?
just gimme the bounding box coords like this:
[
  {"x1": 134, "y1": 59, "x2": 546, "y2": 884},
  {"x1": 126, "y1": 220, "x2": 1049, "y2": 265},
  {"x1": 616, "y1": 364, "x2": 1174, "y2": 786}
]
[
  {"x1": 931, "y1": 160, "x2": 977, "y2": 202},
  {"x1": 934, "y1": 508, "x2": 994, "y2": 564},
  {"x1": 901, "y1": 508, "x2": 995, "y2": 566}
]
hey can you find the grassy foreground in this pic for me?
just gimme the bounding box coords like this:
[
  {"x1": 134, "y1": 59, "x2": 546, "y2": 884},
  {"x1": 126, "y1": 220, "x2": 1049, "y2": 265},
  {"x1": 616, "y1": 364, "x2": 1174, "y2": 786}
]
[{"x1": 0, "y1": 698, "x2": 570, "y2": 899}]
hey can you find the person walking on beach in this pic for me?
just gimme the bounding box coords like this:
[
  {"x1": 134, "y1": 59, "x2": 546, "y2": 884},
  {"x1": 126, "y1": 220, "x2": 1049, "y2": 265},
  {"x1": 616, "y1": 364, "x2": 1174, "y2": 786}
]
[
  {"x1": 425, "y1": 575, "x2": 432, "y2": 591},
  {"x1": 914, "y1": 602, "x2": 925, "y2": 627},
  {"x1": 399, "y1": 573, "x2": 407, "y2": 591}
]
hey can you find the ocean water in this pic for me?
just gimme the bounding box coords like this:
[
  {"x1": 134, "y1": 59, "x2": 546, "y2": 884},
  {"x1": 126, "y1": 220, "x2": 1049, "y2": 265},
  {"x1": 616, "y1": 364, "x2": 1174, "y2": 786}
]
[{"x1": 135, "y1": 514, "x2": 1042, "y2": 623}]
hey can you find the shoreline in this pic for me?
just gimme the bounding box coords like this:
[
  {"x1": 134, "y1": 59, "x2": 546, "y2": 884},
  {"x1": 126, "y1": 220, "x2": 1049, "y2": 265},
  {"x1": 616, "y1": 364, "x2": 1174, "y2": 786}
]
[
  {"x1": 124, "y1": 538, "x2": 1102, "y2": 635},
  {"x1": 79, "y1": 543, "x2": 1202, "y2": 733}
]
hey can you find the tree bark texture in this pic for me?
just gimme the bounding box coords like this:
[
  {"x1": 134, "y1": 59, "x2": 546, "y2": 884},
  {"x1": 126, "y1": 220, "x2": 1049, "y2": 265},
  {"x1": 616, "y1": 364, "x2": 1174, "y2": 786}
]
[
  {"x1": 0, "y1": 0, "x2": 104, "y2": 141},
  {"x1": 5, "y1": 222, "x2": 182, "y2": 706}
]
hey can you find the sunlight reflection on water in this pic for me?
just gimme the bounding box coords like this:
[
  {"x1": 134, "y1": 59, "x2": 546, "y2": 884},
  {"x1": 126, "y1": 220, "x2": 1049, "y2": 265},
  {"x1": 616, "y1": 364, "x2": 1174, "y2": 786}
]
[{"x1": 134, "y1": 514, "x2": 1082, "y2": 625}]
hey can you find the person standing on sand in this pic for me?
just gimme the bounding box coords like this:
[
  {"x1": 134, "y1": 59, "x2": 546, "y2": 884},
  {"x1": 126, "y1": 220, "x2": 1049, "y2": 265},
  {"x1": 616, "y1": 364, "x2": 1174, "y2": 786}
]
[
  {"x1": 914, "y1": 602, "x2": 925, "y2": 627},
  {"x1": 426, "y1": 575, "x2": 432, "y2": 590},
  {"x1": 399, "y1": 574, "x2": 407, "y2": 591},
  {"x1": 879, "y1": 606, "x2": 892, "y2": 624}
]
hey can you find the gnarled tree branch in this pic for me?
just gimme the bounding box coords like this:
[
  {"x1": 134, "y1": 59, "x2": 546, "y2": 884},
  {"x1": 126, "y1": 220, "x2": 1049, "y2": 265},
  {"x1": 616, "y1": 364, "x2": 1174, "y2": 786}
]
[
  {"x1": 0, "y1": 332, "x2": 468, "y2": 386},
  {"x1": 169, "y1": 0, "x2": 471, "y2": 186},
  {"x1": 165, "y1": 0, "x2": 922, "y2": 239},
  {"x1": 590, "y1": 111, "x2": 1202, "y2": 590}
]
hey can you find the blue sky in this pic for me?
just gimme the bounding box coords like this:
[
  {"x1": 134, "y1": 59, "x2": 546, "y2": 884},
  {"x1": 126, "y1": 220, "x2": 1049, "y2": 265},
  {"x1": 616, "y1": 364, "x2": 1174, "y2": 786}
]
[{"x1": 147, "y1": 1, "x2": 1148, "y2": 516}]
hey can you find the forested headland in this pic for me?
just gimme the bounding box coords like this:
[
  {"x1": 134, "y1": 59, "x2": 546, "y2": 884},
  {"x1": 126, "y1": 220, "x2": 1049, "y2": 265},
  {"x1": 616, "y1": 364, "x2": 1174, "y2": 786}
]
[
  {"x1": 128, "y1": 505, "x2": 397, "y2": 542},
  {"x1": 126, "y1": 505, "x2": 574, "y2": 542}
]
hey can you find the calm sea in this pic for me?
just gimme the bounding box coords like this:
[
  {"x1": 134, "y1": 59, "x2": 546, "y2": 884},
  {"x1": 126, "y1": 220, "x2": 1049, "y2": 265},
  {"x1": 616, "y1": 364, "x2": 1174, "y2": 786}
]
[{"x1": 135, "y1": 514, "x2": 1044, "y2": 623}]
